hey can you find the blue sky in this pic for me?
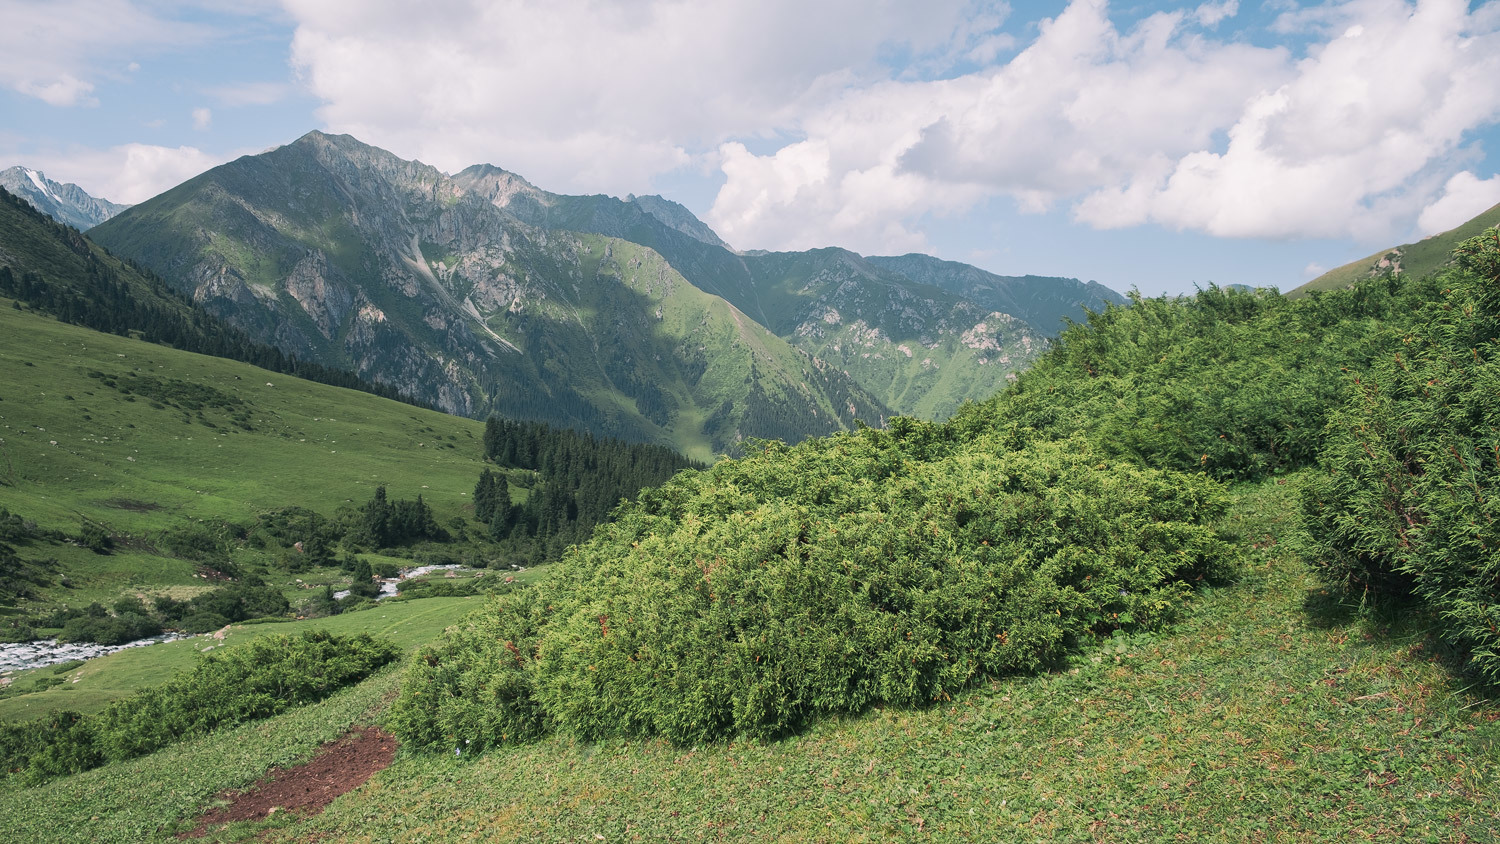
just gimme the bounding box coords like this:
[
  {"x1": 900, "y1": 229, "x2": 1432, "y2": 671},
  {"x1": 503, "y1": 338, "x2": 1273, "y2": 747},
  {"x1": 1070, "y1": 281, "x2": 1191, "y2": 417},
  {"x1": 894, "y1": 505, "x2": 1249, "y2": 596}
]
[{"x1": 3, "y1": 0, "x2": 1500, "y2": 296}]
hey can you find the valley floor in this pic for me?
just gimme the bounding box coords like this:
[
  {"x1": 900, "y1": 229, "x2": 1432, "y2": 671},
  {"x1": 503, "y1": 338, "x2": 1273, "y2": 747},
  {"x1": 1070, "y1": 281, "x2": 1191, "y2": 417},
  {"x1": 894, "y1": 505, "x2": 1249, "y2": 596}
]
[{"x1": 6, "y1": 477, "x2": 1499, "y2": 842}]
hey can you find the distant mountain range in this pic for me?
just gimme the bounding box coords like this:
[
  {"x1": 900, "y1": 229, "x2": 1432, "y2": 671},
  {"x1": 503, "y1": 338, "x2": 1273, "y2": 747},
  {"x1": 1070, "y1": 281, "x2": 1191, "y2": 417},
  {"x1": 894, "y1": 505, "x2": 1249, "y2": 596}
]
[
  {"x1": 88, "y1": 131, "x2": 1125, "y2": 456},
  {"x1": 0, "y1": 166, "x2": 128, "y2": 231}
]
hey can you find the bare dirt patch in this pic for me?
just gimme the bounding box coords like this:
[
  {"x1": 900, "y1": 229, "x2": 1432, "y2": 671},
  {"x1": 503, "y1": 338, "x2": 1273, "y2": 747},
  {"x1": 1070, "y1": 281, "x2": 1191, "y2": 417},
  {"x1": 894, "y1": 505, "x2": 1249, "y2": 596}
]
[{"x1": 179, "y1": 726, "x2": 396, "y2": 838}]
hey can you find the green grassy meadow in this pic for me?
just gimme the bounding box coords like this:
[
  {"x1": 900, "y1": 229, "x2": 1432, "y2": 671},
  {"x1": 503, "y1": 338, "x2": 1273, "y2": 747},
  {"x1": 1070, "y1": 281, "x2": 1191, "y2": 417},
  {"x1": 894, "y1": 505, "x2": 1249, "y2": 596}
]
[
  {"x1": 0, "y1": 300, "x2": 509, "y2": 622},
  {"x1": 0, "y1": 298, "x2": 488, "y2": 539},
  {"x1": 5, "y1": 476, "x2": 1495, "y2": 842}
]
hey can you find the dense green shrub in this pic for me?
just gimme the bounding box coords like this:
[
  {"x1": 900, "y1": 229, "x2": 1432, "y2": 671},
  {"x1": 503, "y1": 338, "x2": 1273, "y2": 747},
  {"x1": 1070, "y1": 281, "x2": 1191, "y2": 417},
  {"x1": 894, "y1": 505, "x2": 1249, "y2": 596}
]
[
  {"x1": 0, "y1": 539, "x2": 53, "y2": 606},
  {"x1": 392, "y1": 577, "x2": 485, "y2": 600},
  {"x1": 57, "y1": 611, "x2": 160, "y2": 645},
  {"x1": 157, "y1": 519, "x2": 243, "y2": 561},
  {"x1": 952, "y1": 282, "x2": 1410, "y2": 480},
  {"x1": 1304, "y1": 228, "x2": 1500, "y2": 682},
  {"x1": 162, "y1": 577, "x2": 289, "y2": 625},
  {"x1": 391, "y1": 429, "x2": 1232, "y2": 749},
  {"x1": 0, "y1": 630, "x2": 398, "y2": 785},
  {"x1": 79, "y1": 522, "x2": 112, "y2": 554}
]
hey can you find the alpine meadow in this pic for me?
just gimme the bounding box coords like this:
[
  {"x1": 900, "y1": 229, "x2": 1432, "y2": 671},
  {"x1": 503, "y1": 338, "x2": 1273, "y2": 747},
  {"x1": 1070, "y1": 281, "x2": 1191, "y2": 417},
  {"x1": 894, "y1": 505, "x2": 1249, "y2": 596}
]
[
  {"x1": 6, "y1": 178, "x2": 1500, "y2": 837},
  {"x1": 6, "y1": 2, "x2": 1500, "y2": 840}
]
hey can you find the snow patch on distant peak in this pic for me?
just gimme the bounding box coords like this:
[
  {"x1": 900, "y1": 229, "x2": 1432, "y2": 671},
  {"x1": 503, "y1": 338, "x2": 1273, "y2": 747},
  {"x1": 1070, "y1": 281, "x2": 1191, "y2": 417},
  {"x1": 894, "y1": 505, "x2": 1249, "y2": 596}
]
[{"x1": 24, "y1": 168, "x2": 59, "y2": 203}]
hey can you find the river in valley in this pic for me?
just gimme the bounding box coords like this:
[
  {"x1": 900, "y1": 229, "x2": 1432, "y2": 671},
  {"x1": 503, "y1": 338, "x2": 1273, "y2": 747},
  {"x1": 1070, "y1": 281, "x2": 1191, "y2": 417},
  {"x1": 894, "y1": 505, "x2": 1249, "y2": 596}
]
[
  {"x1": 1, "y1": 564, "x2": 476, "y2": 674},
  {"x1": 0, "y1": 632, "x2": 189, "y2": 673}
]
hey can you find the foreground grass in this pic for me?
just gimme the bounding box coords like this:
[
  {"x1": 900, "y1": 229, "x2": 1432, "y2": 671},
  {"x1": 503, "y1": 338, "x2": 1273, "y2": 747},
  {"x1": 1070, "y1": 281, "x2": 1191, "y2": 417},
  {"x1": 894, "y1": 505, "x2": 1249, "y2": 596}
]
[
  {"x1": 286, "y1": 478, "x2": 1497, "y2": 842},
  {"x1": 10, "y1": 477, "x2": 1499, "y2": 841},
  {"x1": 0, "y1": 595, "x2": 482, "y2": 721}
]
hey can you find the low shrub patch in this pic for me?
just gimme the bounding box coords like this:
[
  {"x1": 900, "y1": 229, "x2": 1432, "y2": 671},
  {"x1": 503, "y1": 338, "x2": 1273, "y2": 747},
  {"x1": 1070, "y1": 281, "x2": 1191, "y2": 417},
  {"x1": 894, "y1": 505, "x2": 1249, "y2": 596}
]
[
  {"x1": 390, "y1": 431, "x2": 1232, "y2": 749},
  {"x1": 0, "y1": 629, "x2": 399, "y2": 785}
]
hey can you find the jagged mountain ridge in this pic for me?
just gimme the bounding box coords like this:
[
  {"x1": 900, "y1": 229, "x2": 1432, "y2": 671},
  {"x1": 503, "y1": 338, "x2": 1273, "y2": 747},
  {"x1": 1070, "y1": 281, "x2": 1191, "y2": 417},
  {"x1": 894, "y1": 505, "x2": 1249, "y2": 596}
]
[
  {"x1": 89, "y1": 132, "x2": 886, "y2": 460},
  {"x1": 863, "y1": 254, "x2": 1124, "y2": 336},
  {"x1": 0, "y1": 167, "x2": 129, "y2": 231},
  {"x1": 453, "y1": 166, "x2": 1122, "y2": 419}
]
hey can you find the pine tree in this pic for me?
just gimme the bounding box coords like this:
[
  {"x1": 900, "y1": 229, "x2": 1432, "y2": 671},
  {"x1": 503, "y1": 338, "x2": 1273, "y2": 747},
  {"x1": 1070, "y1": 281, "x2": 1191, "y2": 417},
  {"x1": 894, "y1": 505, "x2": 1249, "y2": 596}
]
[
  {"x1": 361, "y1": 486, "x2": 392, "y2": 548},
  {"x1": 487, "y1": 473, "x2": 516, "y2": 541},
  {"x1": 474, "y1": 469, "x2": 498, "y2": 523}
]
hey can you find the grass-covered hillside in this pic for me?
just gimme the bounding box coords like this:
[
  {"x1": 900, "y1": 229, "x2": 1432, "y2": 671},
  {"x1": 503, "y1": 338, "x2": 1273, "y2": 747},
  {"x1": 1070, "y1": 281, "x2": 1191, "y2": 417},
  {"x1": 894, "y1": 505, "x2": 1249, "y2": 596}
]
[
  {"x1": 1290, "y1": 201, "x2": 1500, "y2": 296},
  {"x1": 0, "y1": 301, "x2": 485, "y2": 540},
  {"x1": 6, "y1": 228, "x2": 1500, "y2": 841},
  {"x1": 0, "y1": 298, "x2": 695, "y2": 642}
]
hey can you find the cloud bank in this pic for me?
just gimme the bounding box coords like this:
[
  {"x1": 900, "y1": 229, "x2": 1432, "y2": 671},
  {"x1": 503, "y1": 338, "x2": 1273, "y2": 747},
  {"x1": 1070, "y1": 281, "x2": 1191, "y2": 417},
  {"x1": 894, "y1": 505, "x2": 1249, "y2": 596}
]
[
  {"x1": 278, "y1": 0, "x2": 1500, "y2": 255},
  {"x1": 10, "y1": 1, "x2": 1500, "y2": 253},
  {"x1": 0, "y1": 0, "x2": 209, "y2": 107},
  {"x1": 26, "y1": 143, "x2": 227, "y2": 204}
]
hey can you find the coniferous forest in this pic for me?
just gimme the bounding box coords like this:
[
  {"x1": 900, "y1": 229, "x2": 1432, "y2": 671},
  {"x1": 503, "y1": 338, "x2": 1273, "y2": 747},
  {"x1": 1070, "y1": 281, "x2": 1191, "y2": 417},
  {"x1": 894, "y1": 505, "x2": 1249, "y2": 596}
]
[{"x1": 475, "y1": 417, "x2": 705, "y2": 563}]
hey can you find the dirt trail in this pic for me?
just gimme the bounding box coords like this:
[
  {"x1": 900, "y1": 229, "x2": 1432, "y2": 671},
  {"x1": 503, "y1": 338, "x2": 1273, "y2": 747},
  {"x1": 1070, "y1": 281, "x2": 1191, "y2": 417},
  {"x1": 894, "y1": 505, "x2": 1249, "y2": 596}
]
[{"x1": 178, "y1": 726, "x2": 396, "y2": 838}]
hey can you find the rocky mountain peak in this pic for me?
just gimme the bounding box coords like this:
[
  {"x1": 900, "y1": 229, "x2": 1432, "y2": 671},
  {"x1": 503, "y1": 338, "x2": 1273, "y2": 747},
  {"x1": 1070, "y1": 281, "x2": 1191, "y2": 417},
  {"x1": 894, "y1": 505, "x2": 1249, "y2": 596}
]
[
  {"x1": 627, "y1": 193, "x2": 732, "y2": 251},
  {"x1": 0, "y1": 166, "x2": 129, "y2": 231},
  {"x1": 452, "y1": 164, "x2": 550, "y2": 218}
]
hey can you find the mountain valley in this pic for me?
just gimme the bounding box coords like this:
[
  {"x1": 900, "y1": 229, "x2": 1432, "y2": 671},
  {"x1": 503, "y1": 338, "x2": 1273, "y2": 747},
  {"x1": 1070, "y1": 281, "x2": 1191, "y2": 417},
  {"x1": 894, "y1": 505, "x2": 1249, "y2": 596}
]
[
  {"x1": 3, "y1": 129, "x2": 1499, "y2": 843},
  {"x1": 86, "y1": 132, "x2": 1121, "y2": 455}
]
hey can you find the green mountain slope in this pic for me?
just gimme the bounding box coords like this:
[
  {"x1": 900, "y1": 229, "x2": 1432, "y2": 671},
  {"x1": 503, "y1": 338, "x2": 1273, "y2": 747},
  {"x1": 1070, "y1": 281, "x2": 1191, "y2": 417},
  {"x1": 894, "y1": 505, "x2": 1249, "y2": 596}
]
[
  {"x1": 864, "y1": 253, "x2": 1125, "y2": 336},
  {"x1": 1290, "y1": 201, "x2": 1500, "y2": 296},
  {"x1": 0, "y1": 186, "x2": 427, "y2": 408},
  {"x1": 734, "y1": 247, "x2": 1045, "y2": 419},
  {"x1": 456, "y1": 165, "x2": 1123, "y2": 419},
  {"x1": 0, "y1": 186, "x2": 194, "y2": 324},
  {"x1": 90, "y1": 132, "x2": 886, "y2": 459}
]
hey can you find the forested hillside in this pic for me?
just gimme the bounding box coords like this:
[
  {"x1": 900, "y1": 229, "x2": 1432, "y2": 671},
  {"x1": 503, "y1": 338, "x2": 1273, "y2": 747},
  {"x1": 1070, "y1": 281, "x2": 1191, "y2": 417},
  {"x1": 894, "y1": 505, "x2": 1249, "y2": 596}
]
[{"x1": 475, "y1": 417, "x2": 704, "y2": 563}]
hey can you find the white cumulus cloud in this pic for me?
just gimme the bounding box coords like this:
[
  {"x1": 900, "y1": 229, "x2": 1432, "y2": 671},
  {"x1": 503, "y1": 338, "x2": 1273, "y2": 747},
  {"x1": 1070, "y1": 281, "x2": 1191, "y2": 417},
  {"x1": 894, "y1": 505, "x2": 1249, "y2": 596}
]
[
  {"x1": 1193, "y1": 1, "x2": 1239, "y2": 28},
  {"x1": 711, "y1": 0, "x2": 1288, "y2": 252},
  {"x1": 22, "y1": 143, "x2": 228, "y2": 204},
  {"x1": 282, "y1": 0, "x2": 993, "y2": 195},
  {"x1": 1081, "y1": 0, "x2": 1500, "y2": 241},
  {"x1": 711, "y1": 0, "x2": 1500, "y2": 253},
  {"x1": 1417, "y1": 171, "x2": 1500, "y2": 235},
  {"x1": 0, "y1": 0, "x2": 209, "y2": 106}
]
